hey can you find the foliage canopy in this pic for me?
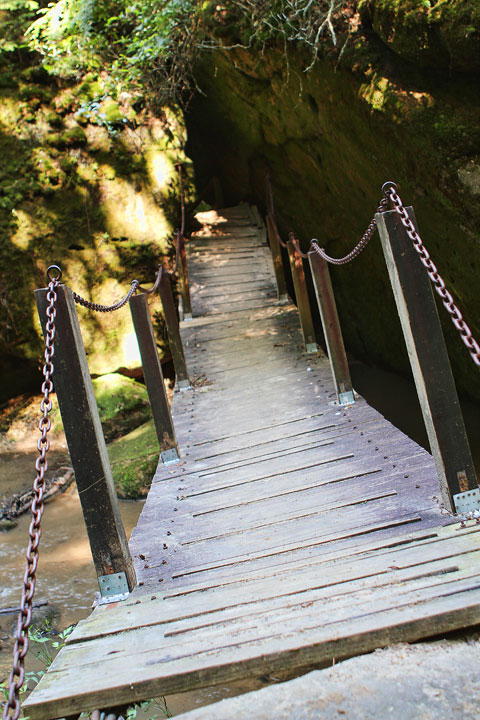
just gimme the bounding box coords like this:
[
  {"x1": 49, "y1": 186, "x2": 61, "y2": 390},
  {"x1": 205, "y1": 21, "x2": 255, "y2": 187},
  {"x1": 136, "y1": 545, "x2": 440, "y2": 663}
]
[{"x1": 23, "y1": 0, "x2": 348, "y2": 104}]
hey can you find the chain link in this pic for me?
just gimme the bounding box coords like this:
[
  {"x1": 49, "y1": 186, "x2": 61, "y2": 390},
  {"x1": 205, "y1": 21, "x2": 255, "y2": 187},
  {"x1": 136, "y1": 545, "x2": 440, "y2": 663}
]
[
  {"x1": 3, "y1": 269, "x2": 59, "y2": 720},
  {"x1": 386, "y1": 186, "x2": 480, "y2": 368},
  {"x1": 265, "y1": 167, "x2": 388, "y2": 264},
  {"x1": 288, "y1": 233, "x2": 309, "y2": 258},
  {"x1": 137, "y1": 266, "x2": 164, "y2": 295},
  {"x1": 72, "y1": 279, "x2": 140, "y2": 312},
  {"x1": 311, "y1": 197, "x2": 388, "y2": 265}
]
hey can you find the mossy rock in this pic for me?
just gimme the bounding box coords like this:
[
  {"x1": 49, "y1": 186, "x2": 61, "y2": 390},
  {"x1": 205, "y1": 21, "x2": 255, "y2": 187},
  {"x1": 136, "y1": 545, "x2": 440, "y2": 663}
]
[
  {"x1": 0, "y1": 72, "x2": 16, "y2": 89},
  {"x1": 92, "y1": 373, "x2": 151, "y2": 442},
  {"x1": 46, "y1": 126, "x2": 87, "y2": 148},
  {"x1": 48, "y1": 373, "x2": 152, "y2": 443},
  {"x1": 63, "y1": 125, "x2": 87, "y2": 146},
  {"x1": 107, "y1": 419, "x2": 159, "y2": 498},
  {"x1": 46, "y1": 112, "x2": 63, "y2": 129},
  {"x1": 363, "y1": 0, "x2": 480, "y2": 71},
  {"x1": 98, "y1": 98, "x2": 125, "y2": 126},
  {"x1": 0, "y1": 60, "x2": 186, "y2": 392}
]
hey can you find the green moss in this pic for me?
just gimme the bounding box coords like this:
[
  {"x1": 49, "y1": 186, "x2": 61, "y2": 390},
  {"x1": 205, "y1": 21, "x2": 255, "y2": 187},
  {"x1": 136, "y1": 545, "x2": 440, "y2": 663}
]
[
  {"x1": 92, "y1": 373, "x2": 151, "y2": 441},
  {"x1": 366, "y1": 0, "x2": 480, "y2": 71},
  {"x1": 47, "y1": 126, "x2": 87, "y2": 147},
  {"x1": 45, "y1": 132, "x2": 65, "y2": 148},
  {"x1": 101, "y1": 98, "x2": 124, "y2": 125},
  {"x1": 46, "y1": 112, "x2": 63, "y2": 128},
  {"x1": 107, "y1": 420, "x2": 159, "y2": 498},
  {"x1": 63, "y1": 125, "x2": 87, "y2": 146},
  {"x1": 0, "y1": 72, "x2": 16, "y2": 88}
]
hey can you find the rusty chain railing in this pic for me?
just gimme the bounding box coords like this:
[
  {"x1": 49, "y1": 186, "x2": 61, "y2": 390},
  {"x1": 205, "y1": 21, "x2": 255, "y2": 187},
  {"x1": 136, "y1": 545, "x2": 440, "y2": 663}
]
[
  {"x1": 384, "y1": 183, "x2": 480, "y2": 368},
  {"x1": 2, "y1": 165, "x2": 188, "y2": 720},
  {"x1": 72, "y1": 164, "x2": 187, "y2": 316},
  {"x1": 72, "y1": 266, "x2": 165, "y2": 313},
  {"x1": 2, "y1": 266, "x2": 61, "y2": 720},
  {"x1": 266, "y1": 174, "x2": 480, "y2": 369}
]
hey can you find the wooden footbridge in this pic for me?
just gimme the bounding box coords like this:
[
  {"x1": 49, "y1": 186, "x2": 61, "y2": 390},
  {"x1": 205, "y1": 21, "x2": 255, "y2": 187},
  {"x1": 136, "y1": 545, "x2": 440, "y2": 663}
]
[{"x1": 22, "y1": 192, "x2": 480, "y2": 719}]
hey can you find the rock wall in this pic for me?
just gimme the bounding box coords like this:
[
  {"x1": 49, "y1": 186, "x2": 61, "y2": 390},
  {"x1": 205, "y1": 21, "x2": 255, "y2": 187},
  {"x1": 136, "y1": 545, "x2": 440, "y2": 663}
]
[
  {"x1": 185, "y1": 3, "x2": 480, "y2": 403},
  {"x1": 0, "y1": 64, "x2": 188, "y2": 400}
]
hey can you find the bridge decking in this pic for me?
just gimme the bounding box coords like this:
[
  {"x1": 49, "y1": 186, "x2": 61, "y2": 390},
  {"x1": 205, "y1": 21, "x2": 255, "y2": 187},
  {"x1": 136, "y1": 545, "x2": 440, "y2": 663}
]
[{"x1": 25, "y1": 205, "x2": 480, "y2": 719}]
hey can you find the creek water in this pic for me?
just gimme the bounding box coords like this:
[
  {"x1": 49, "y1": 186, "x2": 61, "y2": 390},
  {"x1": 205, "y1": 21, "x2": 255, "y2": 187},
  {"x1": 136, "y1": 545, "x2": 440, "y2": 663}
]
[{"x1": 1, "y1": 361, "x2": 479, "y2": 717}]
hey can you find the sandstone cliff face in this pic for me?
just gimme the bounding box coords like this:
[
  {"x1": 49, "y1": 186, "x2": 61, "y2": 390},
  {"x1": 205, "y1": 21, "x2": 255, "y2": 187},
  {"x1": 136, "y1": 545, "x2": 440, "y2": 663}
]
[{"x1": 185, "y1": 2, "x2": 480, "y2": 402}]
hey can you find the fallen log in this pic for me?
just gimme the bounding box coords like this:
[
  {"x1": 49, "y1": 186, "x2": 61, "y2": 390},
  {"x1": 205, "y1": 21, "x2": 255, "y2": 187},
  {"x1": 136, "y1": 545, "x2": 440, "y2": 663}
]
[
  {"x1": 0, "y1": 600, "x2": 48, "y2": 616},
  {"x1": 0, "y1": 468, "x2": 75, "y2": 527}
]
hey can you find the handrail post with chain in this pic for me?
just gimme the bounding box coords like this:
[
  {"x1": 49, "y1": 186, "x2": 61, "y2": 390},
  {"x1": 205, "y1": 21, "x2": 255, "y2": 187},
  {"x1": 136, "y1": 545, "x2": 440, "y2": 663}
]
[
  {"x1": 35, "y1": 282, "x2": 137, "y2": 595},
  {"x1": 287, "y1": 236, "x2": 318, "y2": 353},
  {"x1": 3, "y1": 267, "x2": 60, "y2": 720},
  {"x1": 308, "y1": 250, "x2": 354, "y2": 405},
  {"x1": 129, "y1": 292, "x2": 179, "y2": 464},
  {"x1": 376, "y1": 195, "x2": 478, "y2": 514}
]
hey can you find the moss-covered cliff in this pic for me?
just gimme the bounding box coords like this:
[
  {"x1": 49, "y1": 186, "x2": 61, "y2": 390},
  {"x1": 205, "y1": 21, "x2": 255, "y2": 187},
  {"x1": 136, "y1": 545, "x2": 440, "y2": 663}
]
[
  {"x1": 186, "y1": 1, "x2": 480, "y2": 402},
  {"x1": 0, "y1": 54, "x2": 189, "y2": 400}
]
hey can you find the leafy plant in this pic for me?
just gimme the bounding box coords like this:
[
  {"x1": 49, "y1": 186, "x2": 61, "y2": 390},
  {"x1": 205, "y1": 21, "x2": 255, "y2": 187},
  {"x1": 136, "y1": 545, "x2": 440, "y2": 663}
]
[
  {"x1": 125, "y1": 696, "x2": 172, "y2": 719},
  {"x1": 24, "y1": 0, "x2": 347, "y2": 106},
  {"x1": 0, "y1": 0, "x2": 39, "y2": 58},
  {"x1": 28, "y1": 620, "x2": 76, "y2": 668},
  {"x1": 0, "y1": 621, "x2": 76, "y2": 715}
]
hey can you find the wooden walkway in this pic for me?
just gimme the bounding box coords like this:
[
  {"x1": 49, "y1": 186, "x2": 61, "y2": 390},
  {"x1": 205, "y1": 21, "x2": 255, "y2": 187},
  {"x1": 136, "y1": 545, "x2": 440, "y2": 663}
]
[{"x1": 25, "y1": 205, "x2": 480, "y2": 719}]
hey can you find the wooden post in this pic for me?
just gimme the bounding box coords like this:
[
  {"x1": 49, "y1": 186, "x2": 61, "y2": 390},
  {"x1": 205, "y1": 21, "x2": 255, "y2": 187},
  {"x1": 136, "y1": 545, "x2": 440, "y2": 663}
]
[
  {"x1": 129, "y1": 293, "x2": 179, "y2": 463},
  {"x1": 35, "y1": 286, "x2": 136, "y2": 592},
  {"x1": 376, "y1": 207, "x2": 478, "y2": 513},
  {"x1": 287, "y1": 240, "x2": 318, "y2": 353},
  {"x1": 266, "y1": 215, "x2": 288, "y2": 304},
  {"x1": 178, "y1": 233, "x2": 192, "y2": 320},
  {"x1": 308, "y1": 250, "x2": 354, "y2": 405},
  {"x1": 159, "y1": 274, "x2": 190, "y2": 389}
]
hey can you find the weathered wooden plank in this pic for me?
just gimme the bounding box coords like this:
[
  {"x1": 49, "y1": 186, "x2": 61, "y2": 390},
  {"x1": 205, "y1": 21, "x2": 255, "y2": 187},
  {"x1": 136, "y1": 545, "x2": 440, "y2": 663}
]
[
  {"x1": 63, "y1": 553, "x2": 480, "y2": 654},
  {"x1": 160, "y1": 523, "x2": 474, "y2": 600},
  {"x1": 24, "y1": 584, "x2": 480, "y2": 719},
  {"x1": 73, "y1": 525, "x2": 479, "y2": 643},
  {"x1": 131, "y1": 517, "x2": 454, "y2": 598}
]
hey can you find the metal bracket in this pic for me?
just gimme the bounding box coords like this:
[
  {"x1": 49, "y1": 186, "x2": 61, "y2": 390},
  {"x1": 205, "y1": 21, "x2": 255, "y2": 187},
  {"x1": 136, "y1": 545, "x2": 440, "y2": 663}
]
[
  {"x1": 277, "y1": 295, "x2": 290, "y2": 306},
  {"x1": 98, "y1": 572, "x2": 129, "y2": 604},
  {"x1": 453, "y1": 488, "x2": 480, "y2": 514},
  {"x1": 305, "y1": 343, "x2": 318, "y2": 354},
  {"x1": 177, "y1": 379, "x2": 191, "y2": 391},
  {"x1": 338, "y1": 390, "x2": 355, "y2": 406},
  {"x1": 183, "y1": 313, "x2": 193, "y2": 321},
  {"x1": 161, "y1": 448, "x2": 180, "y2": 465}
]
